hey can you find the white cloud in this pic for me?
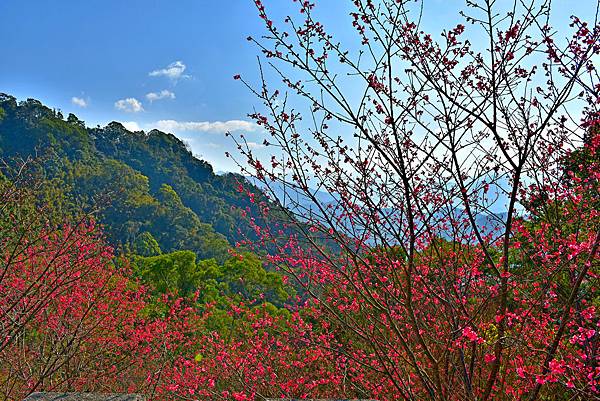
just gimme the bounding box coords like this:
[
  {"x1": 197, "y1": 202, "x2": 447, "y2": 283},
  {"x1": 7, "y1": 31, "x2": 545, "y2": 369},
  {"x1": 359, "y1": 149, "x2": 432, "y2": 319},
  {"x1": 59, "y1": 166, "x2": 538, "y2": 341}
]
[
  {"x1": 114, "y1": 98, "x2": 144, "y2": 113},
  {"x1": 122, "y1": 121, "x2": 141, "y2": 131},
  {"x1": 246, "y1": 141, "x2": 266, "y2": 150},
  {"x1": 146, "y1": 89, "x2": 175, "y2": 102},
  {"x1": 155, "y1": 119, "x2": 258, "y2": 133},
  {"x1": 71, "y1": 96, "x2": 88, "y2": 108},
  {"x1": 148, "y1": 61, "x2": 189, "y2": 80}
]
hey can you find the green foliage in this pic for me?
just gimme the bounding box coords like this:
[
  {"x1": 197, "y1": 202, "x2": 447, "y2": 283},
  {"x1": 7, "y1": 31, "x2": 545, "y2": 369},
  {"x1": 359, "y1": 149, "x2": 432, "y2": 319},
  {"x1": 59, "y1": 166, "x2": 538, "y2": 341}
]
[
  {"x1": 133, "y1": 250, "x2": 292, "y2": 306},
  {"x1": 197, "y1": 253, "x2": 293, "y2": 333},
  {"x1": 197, "y1": 252, "x2": 292, "y2": 306},
  {"x1": 133, "y1": 232, "x2": 162, "y2": 257},
  {"x1": 0, "y1": 94, "x2": 271, "y2": 261},
  {"x1": 91, "y1": 123, "x2": 261, "y2": 242},
  {"x1": 133, "y1": 250, "x2": 200, "y2": 297},
  {"x1": 132, "y1": 250, "x2": 293, "y2": 333}
]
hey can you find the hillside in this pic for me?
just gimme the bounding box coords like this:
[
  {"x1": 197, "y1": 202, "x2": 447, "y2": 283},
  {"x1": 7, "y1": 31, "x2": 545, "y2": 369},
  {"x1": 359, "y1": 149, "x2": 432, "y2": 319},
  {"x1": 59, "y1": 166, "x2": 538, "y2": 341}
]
[{"x1": 0, "y1": 93, "x2": 268, "y2": 261}]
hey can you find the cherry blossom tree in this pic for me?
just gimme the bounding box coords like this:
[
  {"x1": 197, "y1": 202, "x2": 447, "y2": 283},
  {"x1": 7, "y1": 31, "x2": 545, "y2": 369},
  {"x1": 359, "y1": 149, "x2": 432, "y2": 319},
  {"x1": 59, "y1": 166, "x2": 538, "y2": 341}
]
[
  {"x1": 0, "y1": 162, "x2": 200, "y2": 401},
  {"x1": 225, "y1": 0, "x2": 599, "y2": 399}
]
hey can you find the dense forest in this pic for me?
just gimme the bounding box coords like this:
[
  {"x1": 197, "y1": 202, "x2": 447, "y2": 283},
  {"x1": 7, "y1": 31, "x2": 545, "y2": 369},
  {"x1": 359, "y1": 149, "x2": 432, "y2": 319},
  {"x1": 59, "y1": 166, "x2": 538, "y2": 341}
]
[{"x1": 0, "y1": 93, "x2": 272, "y2": 262}]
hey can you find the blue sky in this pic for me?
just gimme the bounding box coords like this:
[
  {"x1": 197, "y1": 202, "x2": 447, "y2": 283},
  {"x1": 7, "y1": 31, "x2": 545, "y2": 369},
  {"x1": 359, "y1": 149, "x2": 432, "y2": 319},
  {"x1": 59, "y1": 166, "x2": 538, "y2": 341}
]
[
  {"x1": 0, "y1": 0, "x2": 362, "y2": 171},
  {"x1": 0, "y1": 0, "x2": 593, "y2": 172},
  {"x1": 0, "y1": 0, "x2": 274, "y2": 171}
]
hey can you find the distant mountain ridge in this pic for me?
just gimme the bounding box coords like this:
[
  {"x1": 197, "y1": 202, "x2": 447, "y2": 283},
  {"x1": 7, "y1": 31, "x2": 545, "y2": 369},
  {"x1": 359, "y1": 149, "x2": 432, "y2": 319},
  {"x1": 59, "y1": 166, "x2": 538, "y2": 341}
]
[{"x1": 249, "y1": 176, "x2": 508, "y2": 243}]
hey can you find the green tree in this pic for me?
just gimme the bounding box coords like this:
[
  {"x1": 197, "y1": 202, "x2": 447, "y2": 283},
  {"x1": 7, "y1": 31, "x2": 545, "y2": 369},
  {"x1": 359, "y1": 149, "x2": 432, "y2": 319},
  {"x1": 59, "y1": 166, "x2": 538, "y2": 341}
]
[
  {"x1": 133, "y1": 232, "x2": 162, "y2": 257},
  {"x1": 133, "y1": 250, "x2": 200, "y2": 297}
]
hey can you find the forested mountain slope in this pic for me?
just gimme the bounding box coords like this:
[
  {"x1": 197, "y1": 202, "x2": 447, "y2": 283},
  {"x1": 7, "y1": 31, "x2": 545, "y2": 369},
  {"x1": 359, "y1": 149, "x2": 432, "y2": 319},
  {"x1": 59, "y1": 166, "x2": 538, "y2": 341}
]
[{"x1": 0, "y1": 93, "x2": 266, "y2": 261}]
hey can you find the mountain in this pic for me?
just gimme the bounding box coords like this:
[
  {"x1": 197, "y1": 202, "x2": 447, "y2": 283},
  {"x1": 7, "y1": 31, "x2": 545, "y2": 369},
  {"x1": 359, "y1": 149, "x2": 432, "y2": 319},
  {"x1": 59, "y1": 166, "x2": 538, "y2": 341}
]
[
  {"x1": 0, "y1": 93, "x2": 270, "y2": 262},
  {"x1": 0, "y1": 93, "x2": 506, "y2": 261},
  {"x1": 249, "y1": 176, "x2": 507, "y2": 244},
  {"x1": 247, "y1": 177, "x2": 336, "y2": 212}
]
